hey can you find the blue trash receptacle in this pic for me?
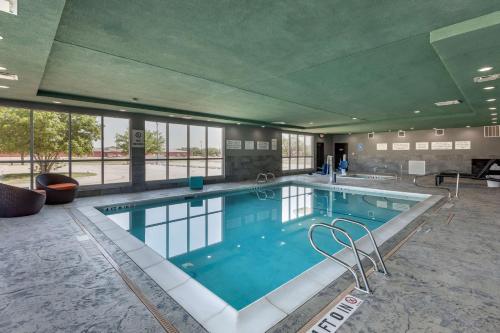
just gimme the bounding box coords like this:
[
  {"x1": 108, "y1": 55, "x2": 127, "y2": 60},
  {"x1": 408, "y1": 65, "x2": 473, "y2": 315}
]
[{"x1": 189, "y1": 176, "x2": 204, "y2": 190}]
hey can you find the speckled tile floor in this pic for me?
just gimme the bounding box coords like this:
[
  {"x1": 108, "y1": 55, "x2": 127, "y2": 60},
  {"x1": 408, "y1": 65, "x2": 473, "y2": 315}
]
[{"x1": 0, "y1": 175, "x2": 499, "y2": 333}]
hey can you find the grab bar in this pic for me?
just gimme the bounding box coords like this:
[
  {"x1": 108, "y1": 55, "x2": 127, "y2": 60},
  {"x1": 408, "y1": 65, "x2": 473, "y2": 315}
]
[{"x1": 308, "y1": 223, "x2": 372, "y2": 294}]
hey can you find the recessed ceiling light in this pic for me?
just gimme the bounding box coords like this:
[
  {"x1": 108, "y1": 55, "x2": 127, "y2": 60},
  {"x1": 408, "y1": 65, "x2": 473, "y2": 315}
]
[
  {"x1": 0, "y1": 85, "x2": 9, "y2": 89},
  {"x1": 489, "y1": 107, "x2": 497, "y2": 110},
  {"x1": 272, "y1": 121, "x2": 286, "y2": 125},
  {"x1": 487, "y1": 98, "x2": 496, "y2": 102},
  {"x1": 0, "y1": 66, "x2": 6, "y2": 71},
  {"x1": 491, "y1": 113, "x2": 498, "y2": 116},
  {"x1": 169, "y1": 115, "x2": 175, "y2": 117},
  {"x1": 53, "y1": 101, "x2": 62, "y2": 104},
  {"x1": 352, "y1": 117, "x2": 358, "y2": 120},
  {"x1": 309, "y1": 122, "x2": 314, "y2": 125},
  {"x1": 182, "y1": 116, "x2": 192, "y2": 119},
  {"x1": 236, "y1": 122, "x2": 241, "y2": 125},
  {"x1": 261, "y1": 125, "x2": 265, "y2": 128},
  {"x1": 410, "y1": 127, "x2": 414, "y2": 130},
  {"x1": 492, "y1": 117, "x2": 498, "y2": 121},
  {"x1": 0, "y1": 36, "x2": 3, "y2": 40},
  {"x1": 119, "y1": 109, "x2": 126, "y2": 112},
  {"x1": 413, "y1": 110, "x2": 421, "y2": 114},
  {"x1": 483, "y1": 86, "x2": 495, "y2": 90},
  {"x1": 466, "y1": 125, "x2": 471, "y2": 128},
  {"x1": 478, "y1": 66, "x2": 493, "y2": 72}
]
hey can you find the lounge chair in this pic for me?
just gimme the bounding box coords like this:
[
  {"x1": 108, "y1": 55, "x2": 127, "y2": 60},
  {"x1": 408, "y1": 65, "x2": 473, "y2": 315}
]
[
  {"x1": 435, "y1": 159, "x2": 500, "y2": 185},
  {"x1": 0, "y1": 183, "x2": 46, "y2": 217},
  {"x1": 36, "y1": 173, "x2": 79, "y2": 204}
]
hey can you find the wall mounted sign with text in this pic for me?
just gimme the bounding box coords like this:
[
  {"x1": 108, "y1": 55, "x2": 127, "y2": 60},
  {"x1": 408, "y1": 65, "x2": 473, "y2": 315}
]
[
  {"x1": 376, "y1": 143, "x2": 388, "y2": 151},
  {"x1": 245, "y1": 140, "x2": 254, "y2": 150},
  {"x1": 431, "y1": 141, "x2": 453, "y2": 150},
  {"x1": 257, "y1": 141, "x2": 269, "y2": 150},
  {"x1": 226, "y1": 140, "x2": 242, "y2": 150},
  {"x1": 392, "y1": 142, "x2": 410, "y2": 151},
  {"x1": 455, "y1": 141, "x2": 471, "y2": 150},
  {"x1": 415, "y1": 142, "x2": 429, "y2": 150},
  {"x1": 131, "y1": 130, "x2": 145, "y2": 148}
]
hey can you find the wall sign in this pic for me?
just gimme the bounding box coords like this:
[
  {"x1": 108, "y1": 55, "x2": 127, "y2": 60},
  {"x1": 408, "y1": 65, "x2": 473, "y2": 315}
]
[
  {"x1": 431, "y1": 141, "x2": 453, "y2": 150},
  {"x1": 306, "y1": 294, "x2": 363, "y2": 333},
  {"x1": 376, "y1": 143, "x2": 388, "y2": 151},
  {"x1": 392, "y1": 142, "x2": 410, "y2": 151},
  {"x1": 244, "y1": 140, "x2": 254, "y2": 150},
  {"x1": 257, "y1": 141, "x2": 269, "y2": 150},
  {"x1": 226, "y1": 139, "x2": 242, "y2": 150},
  {"x1": 415, "y1": 142, "x2": 429, "y2": 150},
  {"x1": 271, "y1": 138, "x2": 278, "y2": 150},
  {"x1": 455, "y1": 141, "x2": 471, "y2": 150},
  {"x1": 131, "y1": 130, "x2": 145, "y2": 148}
]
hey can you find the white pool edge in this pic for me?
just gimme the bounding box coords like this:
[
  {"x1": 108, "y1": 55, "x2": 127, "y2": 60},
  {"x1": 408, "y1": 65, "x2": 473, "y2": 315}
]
[{"x1": 78, "y1": 183, "x2": 442, "y2": 333}]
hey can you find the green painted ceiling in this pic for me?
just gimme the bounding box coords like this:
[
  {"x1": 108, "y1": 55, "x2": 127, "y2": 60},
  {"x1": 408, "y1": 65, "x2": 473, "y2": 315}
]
[{"x1": 1, "y1": 1, "x2": 500, "y2": 133}]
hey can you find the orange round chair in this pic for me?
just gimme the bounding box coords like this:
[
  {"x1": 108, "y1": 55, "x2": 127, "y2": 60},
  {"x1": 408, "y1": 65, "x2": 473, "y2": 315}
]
[{"x1": 36, "y1": 173, "x2": 79, "y2": 205}]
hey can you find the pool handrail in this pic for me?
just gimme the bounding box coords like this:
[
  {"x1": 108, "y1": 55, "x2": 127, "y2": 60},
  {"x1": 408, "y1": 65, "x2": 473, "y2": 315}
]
[
  {"x1": 330, "y1": 218, "x2": 389, "y2": 276},
  {"x1": 256, "y1": 173, "x2": 268, "y2": 183},
  {"x1": 308, "y1": 223, "x2": 372, "y2": 294}
]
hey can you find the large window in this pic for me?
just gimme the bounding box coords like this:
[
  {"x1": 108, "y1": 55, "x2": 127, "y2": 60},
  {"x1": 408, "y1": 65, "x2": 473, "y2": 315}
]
[
  {"x1": 282, "y1": 133, "x2": 313, "y2": 171},
  {"x1": 0, "y1": 106, "x2": 130, "y2": 188},
  {"x1": 145, "y1": 121, "x2": 223, "y2": 181}
]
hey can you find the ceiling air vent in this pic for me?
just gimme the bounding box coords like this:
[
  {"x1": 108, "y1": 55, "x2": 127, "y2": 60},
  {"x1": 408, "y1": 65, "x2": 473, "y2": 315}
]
[
  {"x1": 0, "y1": 0, "x2": 17, "y2": 15},
  {"x1": 473, "y1": 74, "x2": 500, "y2": 83},
  {"x1": 398, "y1": 130, "x2": 406, "y2": 137},
  {"x1": 484, "y1": 125, "x2": 500, "y2": 138},
  {"x1": 435, "y1": 129, "x2": 444, "y2": 136},
  {"x1": 368, "y1": 132, "x2": 374, "y2": 139}
]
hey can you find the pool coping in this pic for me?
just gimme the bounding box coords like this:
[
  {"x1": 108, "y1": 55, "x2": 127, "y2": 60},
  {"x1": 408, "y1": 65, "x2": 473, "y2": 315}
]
[{"x1": 76, "y1": 179, "x2": 442, "y2": 333}]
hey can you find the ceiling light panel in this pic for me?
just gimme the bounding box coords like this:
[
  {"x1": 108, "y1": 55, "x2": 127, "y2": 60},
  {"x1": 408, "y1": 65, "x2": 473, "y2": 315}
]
[
  {"x1": 434, "y1": 100, "x2": 462, "y2": 106},
  {"x1": 478, "y1": 66, "x2": 493, "y2": 72},
  {"x1": 0, "y1": 72, "x2": 18, "y2": 81}
]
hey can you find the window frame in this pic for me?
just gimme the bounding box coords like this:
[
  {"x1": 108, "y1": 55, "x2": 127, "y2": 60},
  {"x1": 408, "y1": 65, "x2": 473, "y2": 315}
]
[
  {"x1": 144, "y1": 120, "x2": 225, "y2": 182},
  {"x1": 282, "y1": 132, "x2": 314, "y2": 172},
  {"x1": 0, "y1": 107, "x2": 131, "y2": 189}
]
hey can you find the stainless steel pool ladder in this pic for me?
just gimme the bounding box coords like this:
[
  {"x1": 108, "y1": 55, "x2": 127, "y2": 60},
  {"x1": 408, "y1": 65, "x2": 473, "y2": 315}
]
[
  {"x1": 308, "y1": 218, "x2": 389, "y2": 294},
  {"x1": 256, "y1": 172, "x2": 276, "y2": 183}
]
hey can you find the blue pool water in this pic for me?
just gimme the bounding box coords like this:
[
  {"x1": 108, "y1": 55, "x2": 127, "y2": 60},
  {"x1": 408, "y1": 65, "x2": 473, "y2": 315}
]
[{"x1": 101, "y1": 183, "x2": 420, "y2": 310}]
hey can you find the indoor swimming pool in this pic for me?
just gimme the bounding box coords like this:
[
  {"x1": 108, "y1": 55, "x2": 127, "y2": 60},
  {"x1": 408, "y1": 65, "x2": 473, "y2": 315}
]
[{"x1": 100, "y1": 182, "x2": 423, "y2": 310}]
